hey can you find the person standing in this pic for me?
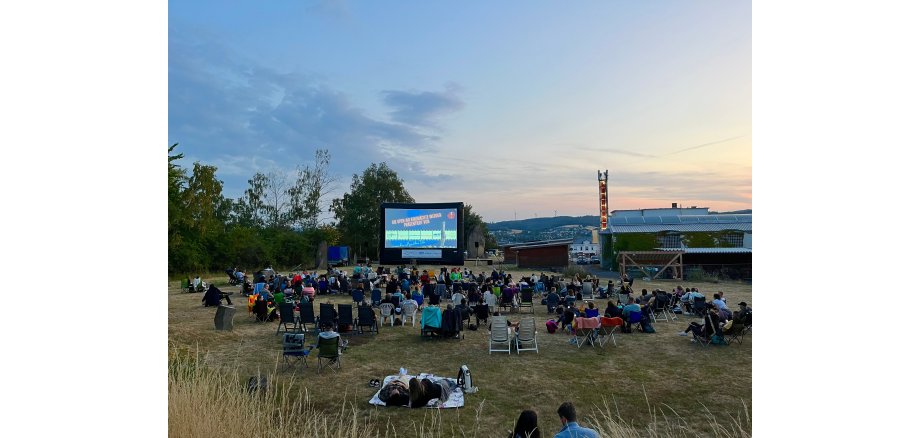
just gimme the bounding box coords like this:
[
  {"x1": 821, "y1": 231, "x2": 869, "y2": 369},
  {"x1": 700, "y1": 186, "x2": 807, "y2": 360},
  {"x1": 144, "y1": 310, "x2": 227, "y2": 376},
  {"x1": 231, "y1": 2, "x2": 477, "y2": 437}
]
[{"x1": 553, "y1": 402, "x2": 599, "y2": 438}]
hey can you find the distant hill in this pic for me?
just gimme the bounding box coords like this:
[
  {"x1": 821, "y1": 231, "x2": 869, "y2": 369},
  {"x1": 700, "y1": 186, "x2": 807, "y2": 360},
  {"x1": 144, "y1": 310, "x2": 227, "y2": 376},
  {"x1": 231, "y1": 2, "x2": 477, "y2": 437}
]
[
  {"x1": 713, "y1": 209, "x2": 752, "y2": 215},
  {"x1": 489, "y1": 215, "x2": 599, "y2": 232}
]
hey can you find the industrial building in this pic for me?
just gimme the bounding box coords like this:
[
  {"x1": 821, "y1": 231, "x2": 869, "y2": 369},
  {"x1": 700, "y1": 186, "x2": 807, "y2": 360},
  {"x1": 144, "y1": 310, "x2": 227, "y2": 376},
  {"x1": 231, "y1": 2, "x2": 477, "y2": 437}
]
[{"x1": 598, "y1": 205, "x2": 752, "y2": 280}]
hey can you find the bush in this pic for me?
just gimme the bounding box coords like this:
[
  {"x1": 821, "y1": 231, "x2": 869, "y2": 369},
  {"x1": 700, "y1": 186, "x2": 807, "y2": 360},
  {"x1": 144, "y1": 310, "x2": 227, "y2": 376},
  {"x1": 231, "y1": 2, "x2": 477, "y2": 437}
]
[{"x1": 563, "y1": 265, "x2": 590, "y2": 278}]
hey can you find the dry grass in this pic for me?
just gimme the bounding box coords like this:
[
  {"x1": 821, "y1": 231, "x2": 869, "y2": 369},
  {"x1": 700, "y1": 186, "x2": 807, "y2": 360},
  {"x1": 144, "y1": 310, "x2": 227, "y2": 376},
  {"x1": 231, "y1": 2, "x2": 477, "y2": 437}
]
[{"x1": 168, "y1": 265, "x2": 751, "y2": 437}]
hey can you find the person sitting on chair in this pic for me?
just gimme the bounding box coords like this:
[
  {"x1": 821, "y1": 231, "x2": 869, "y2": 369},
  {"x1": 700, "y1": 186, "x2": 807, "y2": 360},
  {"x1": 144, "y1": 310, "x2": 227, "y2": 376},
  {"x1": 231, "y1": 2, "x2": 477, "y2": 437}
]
[
  {"x1": 604, "y1": 300, "x2": 621, "y2": 318},
  {"x1": 621, "y1": 297, "x2": 641, "y2": 320},
  {"x1": 203, "y1": 284, "x2": 232, "y2": 306},
  {"x1": 733, "y1": 301, "x2": 752, "y2": 323},
  {"x1": 584, "y1": 301, "x2": 599, "y2": 318},
  {"x1": 316, "y1": 322, "x2": 347, "y2": 359},
  {"x1": 678, "y1": 304, "x2": 722, "y2": 339}
]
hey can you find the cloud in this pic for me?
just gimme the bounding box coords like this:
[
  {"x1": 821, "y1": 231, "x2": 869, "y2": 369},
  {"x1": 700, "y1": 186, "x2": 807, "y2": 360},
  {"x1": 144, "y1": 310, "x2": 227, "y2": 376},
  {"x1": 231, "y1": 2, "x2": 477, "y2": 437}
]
[
  {"x1": 380, "y1": 85, "x2": 465, "y2": 128},
  {"x1": 168, "y1": 27, "x2": 462, "y2": 196}
]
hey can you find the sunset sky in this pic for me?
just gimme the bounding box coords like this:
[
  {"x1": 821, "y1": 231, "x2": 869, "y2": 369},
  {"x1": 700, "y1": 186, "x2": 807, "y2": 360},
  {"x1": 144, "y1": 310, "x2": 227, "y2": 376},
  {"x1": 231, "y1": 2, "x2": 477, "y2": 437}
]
[{"x1": 169, "y1": 0, "x2": 751, "y2": 222}]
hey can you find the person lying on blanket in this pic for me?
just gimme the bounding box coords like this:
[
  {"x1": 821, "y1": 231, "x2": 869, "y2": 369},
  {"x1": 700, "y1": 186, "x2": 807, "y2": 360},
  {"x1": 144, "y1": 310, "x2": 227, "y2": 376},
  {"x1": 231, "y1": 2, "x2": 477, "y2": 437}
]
[{"x1": 377, "y1": 375, "x2": 455, "y2": 408}]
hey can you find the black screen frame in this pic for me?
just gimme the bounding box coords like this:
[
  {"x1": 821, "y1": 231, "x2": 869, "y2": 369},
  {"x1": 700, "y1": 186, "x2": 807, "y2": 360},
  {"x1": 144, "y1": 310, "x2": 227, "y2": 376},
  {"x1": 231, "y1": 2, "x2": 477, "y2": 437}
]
[{"x1": 379, "y1": 202, "x2": 465, "y2": 265}]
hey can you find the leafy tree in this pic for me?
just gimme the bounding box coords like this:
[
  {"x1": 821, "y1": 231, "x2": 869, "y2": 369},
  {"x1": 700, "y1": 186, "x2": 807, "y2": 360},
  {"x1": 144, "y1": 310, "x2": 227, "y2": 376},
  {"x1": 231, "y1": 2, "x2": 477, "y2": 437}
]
[{"x1": 330, "y1": 162, "x2": 414, "y2": 260}]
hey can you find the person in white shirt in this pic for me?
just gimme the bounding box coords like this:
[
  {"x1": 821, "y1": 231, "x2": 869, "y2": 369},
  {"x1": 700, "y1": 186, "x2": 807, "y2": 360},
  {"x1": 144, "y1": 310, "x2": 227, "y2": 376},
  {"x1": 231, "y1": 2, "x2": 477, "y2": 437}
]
[
  {"x1": 452, "y1": 290, "x2": 465, "y2": 306},
  {"x1": 483, "y1": 289, "x2": 497, "y2": 311},
  {"x1": 711, "y1": 292, "x2": 728, "y2": 311}
]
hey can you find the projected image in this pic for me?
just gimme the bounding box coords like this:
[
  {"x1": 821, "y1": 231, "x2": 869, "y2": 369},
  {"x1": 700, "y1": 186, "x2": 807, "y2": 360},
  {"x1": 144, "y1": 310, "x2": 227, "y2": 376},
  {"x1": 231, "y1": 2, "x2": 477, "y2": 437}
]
[{"x1": 384, "y1": 208, "x2": 458, "y2": 249}]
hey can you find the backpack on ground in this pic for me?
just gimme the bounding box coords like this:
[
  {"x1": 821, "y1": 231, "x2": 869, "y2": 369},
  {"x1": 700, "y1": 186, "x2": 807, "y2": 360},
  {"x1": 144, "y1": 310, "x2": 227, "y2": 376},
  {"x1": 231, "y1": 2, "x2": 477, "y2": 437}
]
[
  {"x1": 457, "y1": 365, "x2": 478, "y2": 393},
  {"x1": 546, "y1": 320, "x2": 558, "y2": 334}
]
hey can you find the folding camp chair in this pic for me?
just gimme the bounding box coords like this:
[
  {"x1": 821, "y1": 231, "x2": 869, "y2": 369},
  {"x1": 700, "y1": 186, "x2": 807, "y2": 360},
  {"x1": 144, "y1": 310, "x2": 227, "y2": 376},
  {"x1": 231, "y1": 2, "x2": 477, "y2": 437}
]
[
  {"x1": 247, "y1": 294, "x2": 257, "y2": 317},
  {"x1": 573, "y1": 317, "x2": 600, "y2": 348},
  {"x1": 318, "y1": 303, "x2": 337, "y2": 329},
  {"x1": 692, "y1": 296, "x2": 707, "y2": 318},
  {"x1": 352, "y1": 289, "x2": 365, "y2": 306},
  {"x1": 624, "y1": 311, "x2": 642, "y2": 333},
  {"x1": 515, "y1": 317, "x2": 538, "y2": 354},
  {"x1": 489, "y1": 317, "x2": 511, "y2": 354},
  {"x1": 499, "y1": 289, "x2": 515, "y2": 313},
  {"x1": 420, "y1": 306, "x2": 442, "y2": 338},
  {"x1": 337, "y1": 304, "x2": 354, "y2": 334},
  {"x1": 371, "y1": 289, "x2": 382, "y2": 306},
  {"x1": 597, "y1": 317, "x2": 623, "y2": 347},
  {"x1": 618, "y1": 294, "x2": 630, "y2": 306},
  {"x1": 357, "y1": 305, "x2": 378, "y2": 335},
  {"x1": 316, "y1": 334, "x2": 342, "y2": 372},
  {"x1": 652, "y1": 295, "x2": 676, "y2": 323},
  {"x1": 725, "y1": 313, "x2": 752, "y2": 345},
  {"x1": 473, "y1": 303, "x2": 490, "y2": 328},
  {"x1": 281, "y1": 333, "x2": 312, "y2": 372},
  {"x1": 546, "y1": 294, "x2": 559, "y2": 314},
  {"x1": 400, "y1": 301, "x2": 418, "y2": 327},
  {"x1": 378, "y1": 303, "x2": 395, "y2": 327},
  {"x1": 253, "y1": 299, "x2": 270, "y2": 323},
  {"x1": 276, "y1": 303, "x2": 301, "y2": 335},
  {"x1": 691, "y1": 313, "x2": 723, "y2": 347},
  {"x1": 299, "y1": 301, "x2": 316, "y2": 332},
  {"x1": 582, "y1": 283, "x2": 594, "y2": 301},
  {"x1": 519, "y1": 289, "x2": 534, "y2": 313}
]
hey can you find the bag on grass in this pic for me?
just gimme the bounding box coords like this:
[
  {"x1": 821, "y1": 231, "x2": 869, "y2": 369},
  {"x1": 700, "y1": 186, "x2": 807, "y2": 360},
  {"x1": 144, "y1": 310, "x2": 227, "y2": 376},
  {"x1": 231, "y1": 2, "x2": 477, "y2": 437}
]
[
  {"x1": 546, "y1": 320, "x2": 558, "y2": 334},
  {"x1": 457, "y1": 365, "x2": 478, "y2": 393}
]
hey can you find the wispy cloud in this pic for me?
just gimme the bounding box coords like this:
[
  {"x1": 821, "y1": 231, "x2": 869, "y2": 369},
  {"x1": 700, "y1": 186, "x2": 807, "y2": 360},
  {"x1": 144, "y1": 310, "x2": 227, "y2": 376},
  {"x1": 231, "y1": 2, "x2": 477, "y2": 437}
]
[
  {"x1": 381, "y1": 84, "x2": 465, "y2": 128},
  {"x1": 168, "y1": 27, "x2": 463, "y2": 195}
]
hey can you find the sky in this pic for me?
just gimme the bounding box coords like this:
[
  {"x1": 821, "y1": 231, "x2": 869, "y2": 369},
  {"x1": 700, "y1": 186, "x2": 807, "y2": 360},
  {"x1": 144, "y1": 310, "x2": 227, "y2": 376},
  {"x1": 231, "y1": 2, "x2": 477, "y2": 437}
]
[{"x1": 169, "y1": 0, "x2": 751, "y2": 223}]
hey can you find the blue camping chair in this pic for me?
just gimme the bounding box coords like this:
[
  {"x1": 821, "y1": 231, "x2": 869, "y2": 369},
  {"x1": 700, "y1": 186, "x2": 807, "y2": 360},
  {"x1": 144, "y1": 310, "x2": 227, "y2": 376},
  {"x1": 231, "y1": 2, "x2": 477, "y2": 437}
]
[
  {"x1": 421, "y1": 306, "x2": 442, "y2": 338},
  {"x1": 625, "y1": 311, "x2": 643, "y2": 333},
  {"x1": 371, "y1": 289, "x2": 382, "y2": 306},
  {"x1": 352, "y1": 289, "x2": 365, "y2": 305},
  {"x1": 546, "y1": 294, "x2": 559, "y2": 314}
]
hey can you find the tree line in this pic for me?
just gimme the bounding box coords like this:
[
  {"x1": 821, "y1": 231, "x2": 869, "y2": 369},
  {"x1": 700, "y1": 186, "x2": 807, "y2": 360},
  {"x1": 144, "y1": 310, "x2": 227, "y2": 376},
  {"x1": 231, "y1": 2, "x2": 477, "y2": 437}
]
[{"x1": 168, "y1": 144, "x2": 495, "y2": 274}]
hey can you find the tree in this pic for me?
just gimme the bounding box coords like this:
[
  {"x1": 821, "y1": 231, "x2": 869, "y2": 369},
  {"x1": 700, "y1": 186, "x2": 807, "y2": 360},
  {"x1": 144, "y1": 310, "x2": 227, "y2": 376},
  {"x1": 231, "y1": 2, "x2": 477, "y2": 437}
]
[
  {"x1": 331, "y1": 162, "x2": 414, "y2": 260},
  {"x1": 183, "y1": 162, "x2": 228, "y2": 236}
]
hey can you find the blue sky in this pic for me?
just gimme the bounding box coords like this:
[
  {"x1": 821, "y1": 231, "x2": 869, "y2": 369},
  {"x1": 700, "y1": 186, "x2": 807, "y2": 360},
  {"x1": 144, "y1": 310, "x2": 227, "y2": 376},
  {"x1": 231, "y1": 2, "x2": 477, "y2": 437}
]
[{"x1": 169, "y1": 0, "x2": 751, "y2": 222}]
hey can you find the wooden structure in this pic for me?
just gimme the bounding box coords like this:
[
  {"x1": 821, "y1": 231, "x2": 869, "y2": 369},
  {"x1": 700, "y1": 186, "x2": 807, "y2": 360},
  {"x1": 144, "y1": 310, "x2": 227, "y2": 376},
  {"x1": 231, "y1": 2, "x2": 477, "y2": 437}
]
[
  {"x1": 618, "y1": 250, "x2": 684, "y2": 280},
  {"x1": 503, "y1": 239, "x2": 572, "y2": 268}
]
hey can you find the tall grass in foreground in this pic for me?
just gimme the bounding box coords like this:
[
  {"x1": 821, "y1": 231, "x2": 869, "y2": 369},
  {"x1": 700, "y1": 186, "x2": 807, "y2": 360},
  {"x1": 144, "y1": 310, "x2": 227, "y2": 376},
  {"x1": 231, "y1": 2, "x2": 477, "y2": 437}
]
[{"x1": 169, "y1": 350, "x2": 750, "y2": 437}]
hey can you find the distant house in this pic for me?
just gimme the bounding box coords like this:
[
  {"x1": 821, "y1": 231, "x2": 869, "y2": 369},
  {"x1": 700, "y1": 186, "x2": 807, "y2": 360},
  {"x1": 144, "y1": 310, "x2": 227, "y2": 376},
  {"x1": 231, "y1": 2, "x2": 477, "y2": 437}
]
[{"x1": 502, "y1": 238, "x2": 572, "y2": 268}]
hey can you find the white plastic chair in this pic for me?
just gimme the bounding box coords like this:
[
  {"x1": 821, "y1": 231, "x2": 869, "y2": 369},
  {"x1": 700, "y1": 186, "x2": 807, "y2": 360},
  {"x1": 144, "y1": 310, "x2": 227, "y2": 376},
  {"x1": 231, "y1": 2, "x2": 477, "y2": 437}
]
[
  {"x1": 379, "y1": 303, "x2": 395, "y2": 327},
  {"x1": 401, "y1": 301, "x2": 418, "y2": 327}
]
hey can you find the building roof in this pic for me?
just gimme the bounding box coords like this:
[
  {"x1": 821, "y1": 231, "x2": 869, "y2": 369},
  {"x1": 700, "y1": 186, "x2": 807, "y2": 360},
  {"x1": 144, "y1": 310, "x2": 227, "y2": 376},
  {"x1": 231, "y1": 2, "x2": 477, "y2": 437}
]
[
  {"x1": 655, "y1": 247, "x2": 752, "y2": 254},
  {"x1": 507, "y1": 238, "x2": 573, "y2": 251},
  {"x1": 601, "y1": 214, "x2": 752, "y2": 233}
]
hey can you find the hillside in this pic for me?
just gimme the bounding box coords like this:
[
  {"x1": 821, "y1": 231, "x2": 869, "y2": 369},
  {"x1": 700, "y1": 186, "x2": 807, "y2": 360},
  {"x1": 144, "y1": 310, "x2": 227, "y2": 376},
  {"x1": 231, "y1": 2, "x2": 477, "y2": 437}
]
[{"x1": 488, "y1": 215, "x2": 599, "y2": 232}]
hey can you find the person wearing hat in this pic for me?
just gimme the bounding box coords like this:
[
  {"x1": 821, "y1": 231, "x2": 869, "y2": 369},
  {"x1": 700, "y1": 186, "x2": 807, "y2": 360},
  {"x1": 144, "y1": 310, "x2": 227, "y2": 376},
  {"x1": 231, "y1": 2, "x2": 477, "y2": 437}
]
[{"x1": 733, "y1": 301, "x2": 752, "y2": 323}]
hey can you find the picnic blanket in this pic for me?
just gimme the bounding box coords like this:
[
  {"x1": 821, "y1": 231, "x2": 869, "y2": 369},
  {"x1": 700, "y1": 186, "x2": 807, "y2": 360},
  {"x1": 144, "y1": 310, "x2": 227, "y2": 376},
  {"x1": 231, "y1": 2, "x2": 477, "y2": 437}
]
[{"x1": 369, "y1": 373, "x2": 464, "y2": 409}]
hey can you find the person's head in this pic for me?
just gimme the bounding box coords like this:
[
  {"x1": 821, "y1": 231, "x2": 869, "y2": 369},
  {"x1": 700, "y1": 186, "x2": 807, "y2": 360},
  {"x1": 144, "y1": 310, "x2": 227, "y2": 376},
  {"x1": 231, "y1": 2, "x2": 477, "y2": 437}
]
[
  {"x1": 607, "y1": 300, "x2": 615, "y2": 308},
  {"x1": 641, "y1": 289, "x2": 648, "y2": 295},
  {"x1": 627, "y1": 297, "x2": 635, "y2": 304},
  {"x1": 714, "y1": 293, "x2": 721, "y2": 300},
  {"x1": 588, "y1": 301, "x2": 595, "y2": 309},
  {"x1": 557, "y1": 402, "x2": 577, "y2": 424},
  {"x1": 513, "y1": 410, "x2": 540, "y2": 438},
  {"x1": 739, "y1": 301, "x2": 748, "y2": 309}
]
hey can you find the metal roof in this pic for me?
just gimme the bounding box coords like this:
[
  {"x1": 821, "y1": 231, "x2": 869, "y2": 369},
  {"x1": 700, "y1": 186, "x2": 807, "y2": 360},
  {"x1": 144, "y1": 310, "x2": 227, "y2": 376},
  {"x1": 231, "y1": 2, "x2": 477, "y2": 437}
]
[
  {"x1": 605, "y1": 223, "x2": 752, "y2": 233},
  {"x1": 609, "y1": 214, "x2": 751, "y2": 226},
  {"x1": 502, "y1": 238, "x2": 572, "y2": 248},
  {"x1": 656, "y1": 247, "x2": 752, "y2": 254}
]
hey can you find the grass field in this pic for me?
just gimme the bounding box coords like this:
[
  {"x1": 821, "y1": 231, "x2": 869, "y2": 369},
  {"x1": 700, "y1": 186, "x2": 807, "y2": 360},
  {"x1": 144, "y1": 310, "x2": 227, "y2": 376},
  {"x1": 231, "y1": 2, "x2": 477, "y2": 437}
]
[{"x1": 168, "y1": 265, "x2": 751, "y2": 437}]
